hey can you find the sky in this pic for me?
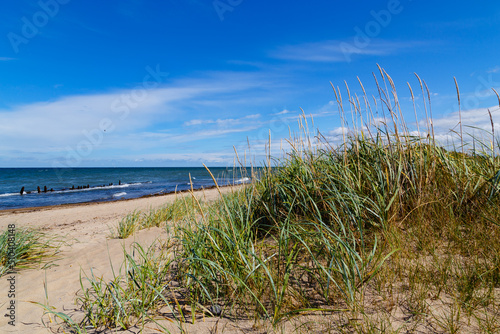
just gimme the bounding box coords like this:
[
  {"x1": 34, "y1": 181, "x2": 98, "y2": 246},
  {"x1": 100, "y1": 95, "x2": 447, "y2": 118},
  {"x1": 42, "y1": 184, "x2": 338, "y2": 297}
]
[{"x1": 0, "y1": 0, "x2": 499, "y2": 167}]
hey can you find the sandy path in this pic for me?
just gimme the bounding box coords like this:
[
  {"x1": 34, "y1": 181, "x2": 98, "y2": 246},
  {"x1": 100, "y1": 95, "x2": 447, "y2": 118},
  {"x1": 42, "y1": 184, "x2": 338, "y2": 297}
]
[{"x1": 0, "y1": 186, "x2": 255, "y2": 334}]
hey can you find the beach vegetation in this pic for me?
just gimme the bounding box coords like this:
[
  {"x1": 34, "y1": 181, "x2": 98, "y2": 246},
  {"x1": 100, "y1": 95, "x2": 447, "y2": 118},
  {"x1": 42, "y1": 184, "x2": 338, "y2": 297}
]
[
  {"x1": 110, "y1": 210, "x2": 142, "y2": 239},
  {"x1": 40, "y1": 241, "x2": 182, "y2": 333},
  {"x1": 75, "y1": 242, "x2": 177, "y2": 331},
  {"x1": 41, "y1": 69, "x2": 500, "y2": 332},
  {"x1": 0, "y1": 227, "x2": 60, "y2": 276},
  {"x1": 110, "y1": 196, "x2": 203, "y2": 238}
]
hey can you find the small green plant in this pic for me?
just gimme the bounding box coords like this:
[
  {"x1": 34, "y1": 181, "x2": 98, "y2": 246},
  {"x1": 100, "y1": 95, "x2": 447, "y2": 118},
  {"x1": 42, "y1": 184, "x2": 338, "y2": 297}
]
[
  {"x1": 77, "y1": 242, "x2": 177, "y2": 331},
  {"x1": 38, "y1": 303, "x2": 87, "y2": 334},
  {"x1": 110, "y1": 210, "x2": 142, "y2": 239},
  {"x1": 0, "y1": 226, "x2": 59, "y2": 276},
  {"x1": 42, "y1": 241, "x2": 179, "y2": 332}
]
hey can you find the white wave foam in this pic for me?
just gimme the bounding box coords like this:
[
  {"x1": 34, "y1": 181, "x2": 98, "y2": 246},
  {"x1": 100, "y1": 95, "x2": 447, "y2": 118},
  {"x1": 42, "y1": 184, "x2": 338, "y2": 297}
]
[
  {"x1": 0, "y1": 192, "x2": 18, "y2": 197},
  {"x1": 235, "y1": 177, "x2": 251, "y2": 184},
  {"x1": 113, "y1": 192, "x2": 127, "y2": 197},
  {"x1": 53, "y1": 183, "x2": 131, "y2": 194},
  {"x1": 0, "y1": 182, "x2": 144, "y2": 198}
]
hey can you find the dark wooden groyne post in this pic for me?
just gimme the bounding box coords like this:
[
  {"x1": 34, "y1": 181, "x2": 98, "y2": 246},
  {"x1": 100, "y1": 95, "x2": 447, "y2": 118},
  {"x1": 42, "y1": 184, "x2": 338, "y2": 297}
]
[
  {"x1": 44, "y1": 186, "x2": 47, "y2": 193},
  {"x1": 20, "y1": 187, "x2": 25, "y2": 195},
  {"x1": 37, "y1": 186, "x2": 41, "y2": 193}
]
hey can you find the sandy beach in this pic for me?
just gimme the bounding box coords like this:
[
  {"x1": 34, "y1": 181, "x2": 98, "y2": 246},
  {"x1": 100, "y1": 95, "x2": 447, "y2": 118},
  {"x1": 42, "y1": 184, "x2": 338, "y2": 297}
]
[{"x1": 0, "y1": 186, "x2": 258, "y2": 334}]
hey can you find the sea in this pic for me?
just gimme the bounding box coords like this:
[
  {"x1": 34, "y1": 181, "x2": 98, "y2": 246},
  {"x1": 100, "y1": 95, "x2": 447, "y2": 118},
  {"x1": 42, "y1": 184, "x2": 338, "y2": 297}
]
[{"x1": 0, "y1": 167, "x2": 253, "y2": 210}]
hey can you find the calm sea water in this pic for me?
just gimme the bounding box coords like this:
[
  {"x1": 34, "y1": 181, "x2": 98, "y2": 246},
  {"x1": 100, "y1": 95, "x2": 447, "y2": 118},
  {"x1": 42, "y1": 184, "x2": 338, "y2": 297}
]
[{"x1": 0, "y1": 167, "x2": 252, "y2": 210}]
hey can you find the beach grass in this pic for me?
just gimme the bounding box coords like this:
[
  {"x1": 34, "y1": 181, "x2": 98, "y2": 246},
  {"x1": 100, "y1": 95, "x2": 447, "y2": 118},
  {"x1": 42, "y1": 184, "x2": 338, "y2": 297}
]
[
  {"x1": 41, "y1": 68, "x2": 500, "y2": 332},
  {"x1": 110, "y1": 196, "x2": 203, "y2": 239},
  {"x1": 110, "y1": 210, "x2": 142, "y2": 239},
  {"x1": 171, "y1": 69, "x2": 500, "y2": 331},
  {"x1": 0, "y1": 227, "x2": 60, "y2": 276},
  {"x1": 75, "y1": 241, "x2": 177, "y2": 331},
  {"x1": 41, "y1": 241, "x2": 181, "y2": 333}
]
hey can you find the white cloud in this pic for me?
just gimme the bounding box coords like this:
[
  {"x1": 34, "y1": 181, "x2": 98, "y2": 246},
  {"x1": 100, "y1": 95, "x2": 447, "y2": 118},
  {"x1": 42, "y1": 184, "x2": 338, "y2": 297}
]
[
  {"x1": 487, "y1": 66, "x2": 500, "y2": 74},
  {"x1": 0, "y1": 73, "x2": 270, "y2": 165},
  {"x1": 184, "y1": 114, "x2": 261, "y2": 127},
  {"x1": 271, "y1": 40, "x2": 426, "y2": 63},
  {"x1": 128, "y1": 152, "x2": 237, "y2": 164},
  {"x1": 430, "y1": 106, "x2": 500, "y2": 132},
  {"x1": 329, "y1": 127, "x2": 349, "y2": 136},
  {"x1": 184, "y1": 119, "x2": 206, "y2": 126},
  {"x1": 133, "y1": 125, "x2": 260, "y2": 145},
  {"x1": 273, "y1": 109, "x2": 293, "y2": 115},
  {"x1": 0, "y1": 87, "x2": 206, "y2": 151}
]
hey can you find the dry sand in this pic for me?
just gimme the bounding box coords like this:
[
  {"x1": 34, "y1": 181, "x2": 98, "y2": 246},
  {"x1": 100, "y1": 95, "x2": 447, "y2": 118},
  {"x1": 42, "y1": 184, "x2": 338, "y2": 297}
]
[{"x1": 0, "y1": 186, "x2": 264, "y2": 334}]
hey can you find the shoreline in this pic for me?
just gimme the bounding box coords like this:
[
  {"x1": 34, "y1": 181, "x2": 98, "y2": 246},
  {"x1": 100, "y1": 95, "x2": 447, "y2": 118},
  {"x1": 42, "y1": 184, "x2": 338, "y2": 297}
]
[{"x1": 0, "y1": 184, "x2": 227, "y2": 216}]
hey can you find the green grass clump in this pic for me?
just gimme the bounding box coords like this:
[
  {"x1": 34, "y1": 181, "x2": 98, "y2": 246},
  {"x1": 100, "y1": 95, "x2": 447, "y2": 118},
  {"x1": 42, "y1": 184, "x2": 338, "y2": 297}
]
[
  {"x1": 174, "y1": 67, "x2": 500, "y2": 329},
  {"x1": 110, "y1": 210, "x2": 142, "y2": 239},
  {"x1": 0, "y1": 227, "x2": 59, "y2": 276},
  {"x1": 42, "y1": 241, "x2": 178, "y2": 333},
  {"x1": 176, "y1": 160, "x2": 394, "y2": 324},
  {"x1": 76, "y1": 242, "x2": 175, "y2": 331}
]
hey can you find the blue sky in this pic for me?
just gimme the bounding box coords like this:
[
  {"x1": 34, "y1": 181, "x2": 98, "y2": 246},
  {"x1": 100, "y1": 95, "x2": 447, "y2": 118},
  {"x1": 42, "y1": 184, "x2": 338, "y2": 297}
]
[{"x1": 0, "y1": 0, "x2": 499, "y2": 167}]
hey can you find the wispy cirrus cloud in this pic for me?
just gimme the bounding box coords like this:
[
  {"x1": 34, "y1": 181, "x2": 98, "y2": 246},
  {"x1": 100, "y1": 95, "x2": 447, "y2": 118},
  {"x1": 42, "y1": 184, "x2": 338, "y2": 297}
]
[
  {"x1": 129, "y1": 125, "x2": 260, "y2": 144},
  {"x1": 0, "y1": 71, "x2": 290, "y2": 166},
  {"x1": 128, "y1": 151, "x2": 240, "y2": 164},
  {"x1": 488, "y1": 66, "x2": 500, "y2": 74},
  {"x1": 0, "y1": 86, "x2": 217, "y2": 150},
  {"x1": 273, "y1": 109, "x2": 294, "y2": 116},
  {"x1": 184, "y1": 114, "x2": 261, "y2": 127},
  {"x1": 270, "y1": 39, "x2": 427, "y2": 62}
]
